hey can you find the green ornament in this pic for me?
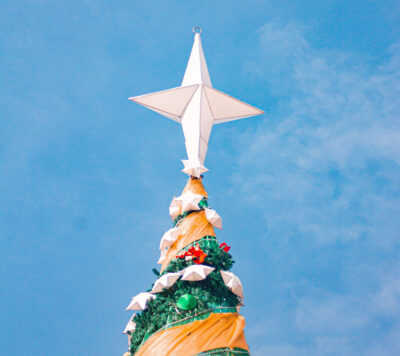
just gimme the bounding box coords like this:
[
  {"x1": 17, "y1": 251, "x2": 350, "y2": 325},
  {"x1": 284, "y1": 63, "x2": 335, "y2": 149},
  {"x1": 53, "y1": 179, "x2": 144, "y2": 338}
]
[{"x1": 177, "y1": 294, "x2": 197, "y2": 310}]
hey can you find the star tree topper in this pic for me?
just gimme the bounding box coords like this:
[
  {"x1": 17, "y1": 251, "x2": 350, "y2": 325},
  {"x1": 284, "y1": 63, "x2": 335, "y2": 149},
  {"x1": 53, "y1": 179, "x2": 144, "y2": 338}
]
[{"x1": 129, "y1": 27, "x2": 264, "y2": 177}]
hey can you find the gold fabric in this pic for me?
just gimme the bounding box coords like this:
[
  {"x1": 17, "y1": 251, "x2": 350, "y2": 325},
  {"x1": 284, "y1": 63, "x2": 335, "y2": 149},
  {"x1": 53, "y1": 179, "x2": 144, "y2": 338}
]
[
  {"x1": 135, "y1": 313, "x2": 249, "y2": 356},
  {"x1": 183, "y1": 177, "x2": 208, "y2": 197}
]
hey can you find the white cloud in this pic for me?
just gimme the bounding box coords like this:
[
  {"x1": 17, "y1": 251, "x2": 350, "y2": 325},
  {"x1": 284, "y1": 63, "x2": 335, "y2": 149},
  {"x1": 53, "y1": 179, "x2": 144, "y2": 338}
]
[
  {"x1": 234, "y1": 21, "x2": 400, "y2": 245},
  {"x1": 234, "y1": 22, "x2": 400, "y2": 355}
]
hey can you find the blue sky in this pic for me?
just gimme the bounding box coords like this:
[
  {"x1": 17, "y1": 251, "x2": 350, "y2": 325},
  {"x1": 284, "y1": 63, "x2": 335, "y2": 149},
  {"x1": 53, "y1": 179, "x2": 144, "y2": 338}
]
[{"x1": 1, "y1": 1, "x2": 399, "y2": 355}]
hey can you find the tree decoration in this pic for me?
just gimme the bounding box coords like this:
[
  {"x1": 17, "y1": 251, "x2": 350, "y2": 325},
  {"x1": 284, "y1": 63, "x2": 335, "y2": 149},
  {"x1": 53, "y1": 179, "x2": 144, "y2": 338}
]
[
  {"x1": 220, "y1": 271, "x2": 244, "y2": 299},
  {"x1": 169, "y1": 197, "x2": 181, "y2": 220},
  {"x1": 159, "y1": 227, "x2": 181, "y2": 250},
  {"x1": 177, "y1": 244, "x2": 207, "y2": 264},
  {"x1": 126, "y1": 292, "x2": 156, "y2": 311},
  {"x1": 129, "y1": 29, "x2": 264, "y2": 178},
  {"x1": 157, "y1": 249, "x2": 167, "y2": 265},
  {"x1": 205, "y1": 208, "x2": 223, "y2": 229},
  {"x1": 123, "y1": 315, "x2": 136, "y2": 334},
  {"x1": 123, "y1": 314, "x2": 136, "y2": 345},
  {"x1": 219, "y1": 242, "x2": 231, "y2": 252},
  {"x1": 181, "y1": 264, "x2": 215, "y2": 281},
  {"x1": 176, "y1": 190, "x2": 203, "y2": 213},
  {"x1": 150, "y1": 272, "x2": 181, "y2": 293},
  {"x1": 176, "y1": 294, "x2": 198, "y2": 310},
  {"x1": 162, "y1": 237, "x2": 235, "y2": 276}
]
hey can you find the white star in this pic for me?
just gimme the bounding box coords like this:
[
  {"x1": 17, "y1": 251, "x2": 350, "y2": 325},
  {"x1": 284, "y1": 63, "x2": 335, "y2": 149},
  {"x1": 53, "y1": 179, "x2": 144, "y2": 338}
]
[
  {"x1": 157, "y1": 249, "x2": 167, "y2": 265},
  {"x1": 181, "y1": 161, "x2": 208, "y2": 178},
  {"x1": 125, "y1": 292, "x2": 156, "y2": 311},
  {"x1": 129, "y1": 28, "x2": 264, "y2": 177},
  {"x1": 181, "y1": 264, "x2": 215, "y2": 281},
  {"x1": 150, "y1": 272, "x2": 181, "y2": 293},
  {"x1": 220, "y1": 270, "x2": 244, "y2": 298},
  {"x1": 123, "y1": 314, "x2": 136, "y2": 334},
  {"x1": 159, "y1": 227, "x2": 181, "y2": 250},
  {"x1": 169, "y1": 196, "x2": 181, "y2": 220},
  {"x1": 176, "y1": 190, "x2": 203, "y2": 213},
  {"x1": 205, "y1": 208, "x2": 222, "y2": 229}
]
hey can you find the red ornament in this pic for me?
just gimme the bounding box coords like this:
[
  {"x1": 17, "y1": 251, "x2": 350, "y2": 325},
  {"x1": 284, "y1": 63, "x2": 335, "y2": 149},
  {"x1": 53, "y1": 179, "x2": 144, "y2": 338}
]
[
  {"x1": 177, "y1": 244, "x2": 207, "y2": 264},
  {"x1": 219, "y1": 242, "x2": 231, "y2": 252}
]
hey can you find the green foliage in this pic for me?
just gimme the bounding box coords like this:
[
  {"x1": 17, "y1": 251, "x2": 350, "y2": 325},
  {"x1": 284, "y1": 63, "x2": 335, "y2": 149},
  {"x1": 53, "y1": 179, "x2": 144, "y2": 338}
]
[
  {"x1": 161, "y1": 256, "x2": 192, "y2": 275},
  {"x1": 204, "y1": 244, "x2": 234, "y2": 271}
]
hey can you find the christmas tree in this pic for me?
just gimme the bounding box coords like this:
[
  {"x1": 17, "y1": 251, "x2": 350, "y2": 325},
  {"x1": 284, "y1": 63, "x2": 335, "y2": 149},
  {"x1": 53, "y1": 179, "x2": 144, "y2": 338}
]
[
  {"x1": 124, "y1": 176, "x2": 248, "y2": 355},
  {"x1": 123, "y1": 27, "x2": 263, "y2": 356}
]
